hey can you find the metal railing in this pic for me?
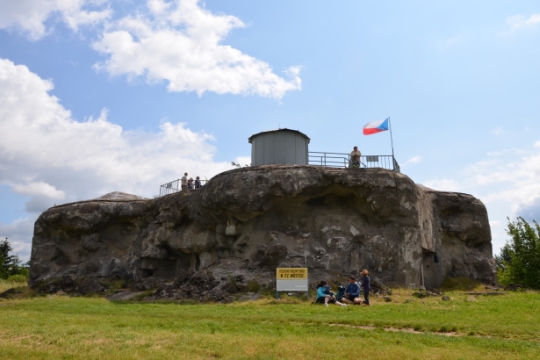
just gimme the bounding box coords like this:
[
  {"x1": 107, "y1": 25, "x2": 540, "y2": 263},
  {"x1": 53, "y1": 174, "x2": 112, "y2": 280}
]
[
  {"x1": 309, "y1": 152, "x2": 400, "y2": 172},
  {"x1": 159, "y1": 178, "x2": 208, "y2": 197},
  {"x1": 159, "y1": 153, "x2": 400, "y2": 197}
]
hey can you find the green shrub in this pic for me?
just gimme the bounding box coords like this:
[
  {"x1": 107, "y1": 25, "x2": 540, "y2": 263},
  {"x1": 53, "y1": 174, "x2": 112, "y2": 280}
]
[
  {"x1": 7, "y1": 274, "x2": 28, "y2": 284},
  {"x1": 246, "y1": 280, "x2": 260, "y2": 292}
]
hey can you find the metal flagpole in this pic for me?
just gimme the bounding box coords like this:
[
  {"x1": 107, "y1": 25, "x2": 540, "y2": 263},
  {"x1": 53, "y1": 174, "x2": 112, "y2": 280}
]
[{"x1": 388, "y1": 117, "x2": 397, "y2": 171}]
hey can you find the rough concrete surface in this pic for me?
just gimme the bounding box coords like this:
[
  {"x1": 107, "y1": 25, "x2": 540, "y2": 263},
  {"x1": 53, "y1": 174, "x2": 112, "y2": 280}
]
[{"x1": 29, "y1": 166, "x2": 496, "y2": 301}]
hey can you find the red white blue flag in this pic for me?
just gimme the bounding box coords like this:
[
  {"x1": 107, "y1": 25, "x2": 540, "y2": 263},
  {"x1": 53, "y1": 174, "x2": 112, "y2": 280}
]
[{"x1": 363, "y1": 118, "x2": 389, "y2": 135}]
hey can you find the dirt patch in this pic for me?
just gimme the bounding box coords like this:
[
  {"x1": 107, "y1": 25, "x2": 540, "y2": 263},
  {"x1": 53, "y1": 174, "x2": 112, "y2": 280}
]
[
  {"x1": 462, "y1": 292, "x2": 505, "y2": 296},
  {"x1": 328, "y1": 323, "x2": 461, "y2": 337},
  {"x1": 106, "y1": 290, "x2": 146, "y2": 301}
]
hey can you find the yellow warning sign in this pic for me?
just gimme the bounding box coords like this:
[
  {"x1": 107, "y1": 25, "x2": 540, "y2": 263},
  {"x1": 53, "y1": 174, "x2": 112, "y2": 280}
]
[{"x1": 276, "y1": 268, "x2": 308, "y2": 279}]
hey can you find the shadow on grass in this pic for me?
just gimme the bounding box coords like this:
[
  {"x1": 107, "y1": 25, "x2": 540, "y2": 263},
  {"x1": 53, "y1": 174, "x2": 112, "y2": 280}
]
[{"x1": 0, "y1": 285, "x2": 36, "y2": 300}]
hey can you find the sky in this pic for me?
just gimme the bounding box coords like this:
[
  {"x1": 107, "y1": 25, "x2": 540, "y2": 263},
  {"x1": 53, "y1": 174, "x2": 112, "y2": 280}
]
[{"x1": 1, "y1": 0, "x2": 540, "y2": 262}]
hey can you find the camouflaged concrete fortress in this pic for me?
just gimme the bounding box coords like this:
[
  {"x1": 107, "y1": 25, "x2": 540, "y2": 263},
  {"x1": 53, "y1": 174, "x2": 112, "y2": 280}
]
[{"x1": 29, "y1": 165, "x2": 496, "y2": 300}]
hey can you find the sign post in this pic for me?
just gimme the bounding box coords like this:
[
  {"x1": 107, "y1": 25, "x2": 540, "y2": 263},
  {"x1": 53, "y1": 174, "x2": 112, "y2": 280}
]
[{"x1": 275, "y1": 268, "x2": 309, "y2": 300}]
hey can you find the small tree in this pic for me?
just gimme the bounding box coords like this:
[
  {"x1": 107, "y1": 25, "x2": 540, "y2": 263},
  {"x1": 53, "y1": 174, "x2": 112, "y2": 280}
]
[
  {"x1": 0, "y1": 238, "x2": 13, "y2": 279},
  {"x1": 0, "y1": 237, "x2": 27, "y2": 280},
  {"x1": 496, "y1": 217, "x2": 540, "y2": 289}
]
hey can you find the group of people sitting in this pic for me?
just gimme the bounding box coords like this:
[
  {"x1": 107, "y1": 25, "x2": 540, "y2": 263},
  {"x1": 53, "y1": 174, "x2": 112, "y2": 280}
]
[
  {"x1": 316, "y1": 270, "x2": 371, "y2": 307},
  {"x1": 181, "y1": 173, "x2": 202, "y2": 191}
]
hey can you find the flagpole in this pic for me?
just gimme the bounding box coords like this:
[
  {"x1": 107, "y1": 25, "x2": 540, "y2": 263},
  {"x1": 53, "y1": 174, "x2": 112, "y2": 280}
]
[{"x1": 388, "y1": 117, "x2": 396, "y2": 170}]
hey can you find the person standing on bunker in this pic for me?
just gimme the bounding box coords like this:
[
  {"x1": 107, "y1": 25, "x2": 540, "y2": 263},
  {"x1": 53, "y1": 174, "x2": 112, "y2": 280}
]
[
  {"x1": 181, "y1": 173, "x2": 188, "y2": 191},
  {"x1": 350, "y1": 146, "x2": 361, "y2": 168}
]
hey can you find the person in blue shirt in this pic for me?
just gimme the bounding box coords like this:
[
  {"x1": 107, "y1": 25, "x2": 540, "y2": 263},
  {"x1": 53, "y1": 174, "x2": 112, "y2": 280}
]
[
  {"x1": 361, "y1": 269, "x2": 371, "y2": 305},
  {"x1": 342, "y1": 276, "x2": 362, "y2": 304},
  {"x1": 316, "y1": 280, "x2": 347, "y2": 307}
]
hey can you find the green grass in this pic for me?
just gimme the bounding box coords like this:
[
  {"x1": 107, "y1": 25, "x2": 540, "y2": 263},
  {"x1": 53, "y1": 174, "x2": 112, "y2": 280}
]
[{"x1": 1, "y1": 288, "x2": 540, "y2": 359}]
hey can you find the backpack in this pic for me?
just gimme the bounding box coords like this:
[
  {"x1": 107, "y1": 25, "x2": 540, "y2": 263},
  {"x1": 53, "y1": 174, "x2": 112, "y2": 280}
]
[{"x1": 336, "y1": 286, "x2": 346, "y2": 302}]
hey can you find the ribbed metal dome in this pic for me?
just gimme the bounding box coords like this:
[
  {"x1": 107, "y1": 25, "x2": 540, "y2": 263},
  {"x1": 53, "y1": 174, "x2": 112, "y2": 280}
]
[{"x1": 248, "y1": 128, "x2": 310, "y2": 166}]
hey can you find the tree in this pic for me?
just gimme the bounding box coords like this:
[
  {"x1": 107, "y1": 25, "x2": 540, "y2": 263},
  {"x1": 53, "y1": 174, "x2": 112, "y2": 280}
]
[
  {"x1": 0, "y1": 237, "x2": 27, "y2": 279},
  {"x1": 0, "y1": 237, "x2": 13, "y2": 279},
  {"x1": 496, "y1": 217, "x2": 540, "y2": 289}
]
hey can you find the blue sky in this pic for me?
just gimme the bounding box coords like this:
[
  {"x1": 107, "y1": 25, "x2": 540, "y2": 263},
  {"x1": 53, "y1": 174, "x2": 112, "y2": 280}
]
[{"x1": 1, "y1": 0, "x2": 540, "y2": 261}]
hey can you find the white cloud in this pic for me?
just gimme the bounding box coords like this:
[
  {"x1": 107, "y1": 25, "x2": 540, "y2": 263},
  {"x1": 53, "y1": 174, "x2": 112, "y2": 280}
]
[
  {"x1": 0, "y1": 0, "x2": 111, "y2": 40},
  {"x1": 401, "y1": 155, "x2": 422, "y2": 167},
  {"x1": 486, "y1": 148, "x2": 527, "y2": 157},
  {"x1": 492, "y1": 126, "x2": 504, "y2": 136},
  {"x1": 0, "y1": 217, "x2": 34, "y2": 262},
  {"x1": 489, "y1": 220, "x2": 502, "y2": 229},
  {"x1": 0, "y1": 57, "x2": 234, "y2": 209},
  {"x1": 466, "y1": 143, "x2": 540, "y2": 221},
  {"x1": 92, "y1": 0, "x2": 301, "y2": 98},
  {"x1": 233, "y1": 156, "x2": 252, "y2": 168},
  {"x1": 464, "y1": 136, "x2": 540, "y2": 255},
  {"x1": 421, "y1": 178, "x2": 462, "y2": 192},
  {"x1": 480, "y1": 163, "x2": 540, "y2": 207},
  {"x1": 504, "y1": 13, "x2": 540, "y2": 34},
  {"x1": 13, "y1": 182, "x2": 65, "y2": 199}
]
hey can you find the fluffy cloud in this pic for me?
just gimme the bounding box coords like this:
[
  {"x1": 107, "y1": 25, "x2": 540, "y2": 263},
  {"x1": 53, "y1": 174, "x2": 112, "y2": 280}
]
[
  {"x1": 421, "y1": 178, "x2": 463, "y2": 192},
  {"x1": 504, "y1": 13, "x2": 540, "y2": 34},
  {"x1": 13, "y1": 182, "x2": 66, "y2": 199},
  {"x1": 515, "y1": 201, "x2": 540, "y2": 223},
  {"x1": 0, "y1": 56, "x2": 241, "y2": 259},
  {"x1": 476, "y1": 158, "x2": 540, "y2": 208},
  {"x1": 0, "y1": 43, "x2": 287, "y2": 259},
  {"x1": 0, "y1": 56, "x2": 234, "y2": 208},
  {"x1": 0, "y1": 0, "x2": 301, "y2": 99},
  {"x1": 401, "y1": 155, "x2": 422, "y2": 167},
  {"x1": 420, "y1": 144, "x2": 540, "y2": 254},
  {"x1": 92, "y1": 0, "x2": 301, "y2": 98},
  {"x1": 0, "y1": 0, "x2": 111, "y2": 40},
  {"x1": 466, "y1": 143, "x2": 540, "y2": 221}
]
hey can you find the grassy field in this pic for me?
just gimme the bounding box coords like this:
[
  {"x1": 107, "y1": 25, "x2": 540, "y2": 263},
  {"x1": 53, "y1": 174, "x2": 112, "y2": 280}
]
[{"x1": 1, "y1": 281, "x2": 540, "y2": 359}]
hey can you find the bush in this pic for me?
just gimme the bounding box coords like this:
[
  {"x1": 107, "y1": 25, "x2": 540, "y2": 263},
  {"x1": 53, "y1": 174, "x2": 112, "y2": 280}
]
[
  {"x1": 7, "y1": 274, "x2": 28, "y2": 284},
  {"x1": 246, "y1": 280, "x2": 260, "y2": 293}
]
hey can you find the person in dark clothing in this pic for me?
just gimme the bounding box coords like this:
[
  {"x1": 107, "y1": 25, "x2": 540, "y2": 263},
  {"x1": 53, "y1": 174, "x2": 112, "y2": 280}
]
[
  {"x1": 361, "y1": 269, "x2": 371, "y2": 305},
  {"x1": 342, "y1": 276, "x2": 361, "y2": 304}
]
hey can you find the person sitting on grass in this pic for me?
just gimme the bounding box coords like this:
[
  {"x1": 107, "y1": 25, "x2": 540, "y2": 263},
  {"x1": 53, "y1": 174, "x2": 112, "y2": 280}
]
[
  {"x1": 316, "y1": 280, "x2": 347, "y2": 307},
  {"x1": 341, "y1": 276, "x2": 362, "y2": 304}
]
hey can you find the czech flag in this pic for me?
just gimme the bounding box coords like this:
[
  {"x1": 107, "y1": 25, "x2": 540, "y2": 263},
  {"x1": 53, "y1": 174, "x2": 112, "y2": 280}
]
[{"x1": 363, "y1": 118, "x2": 389, "y2": 135}]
